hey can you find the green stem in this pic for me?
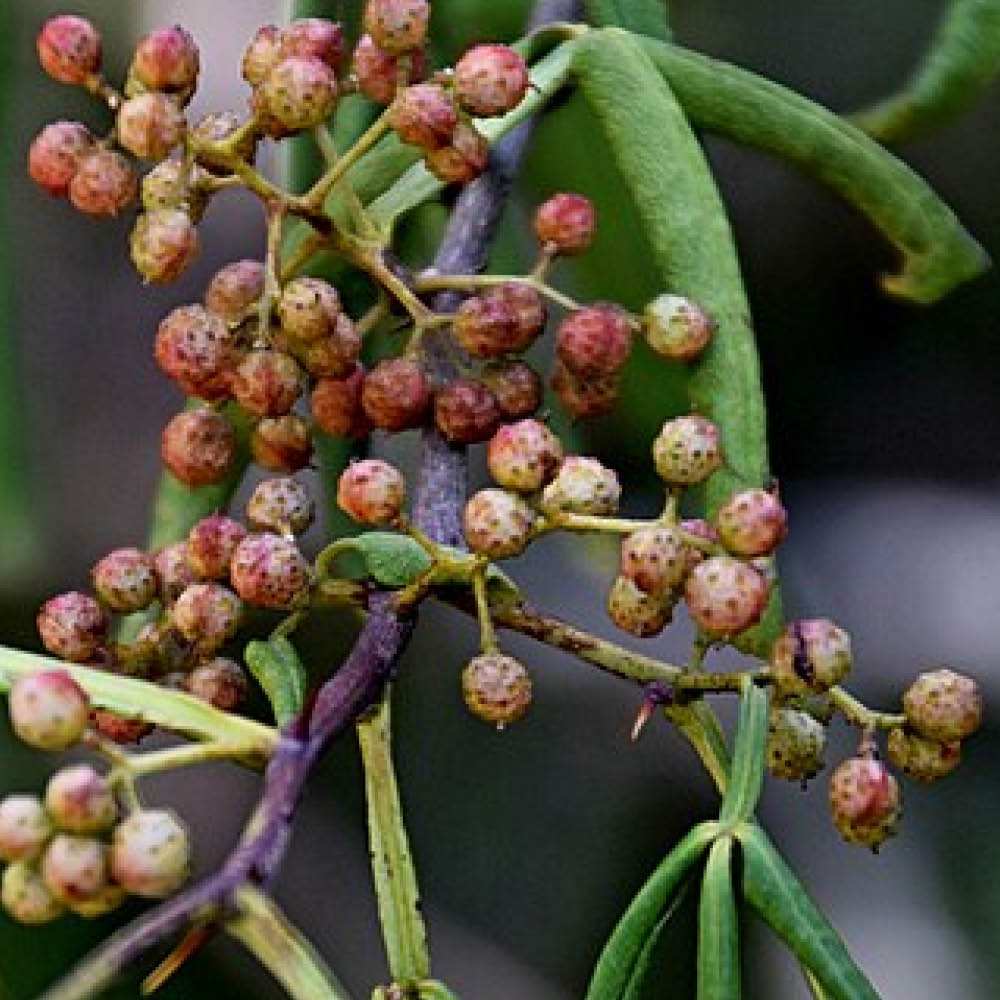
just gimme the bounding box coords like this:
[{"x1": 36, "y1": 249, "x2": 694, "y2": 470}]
[
  {"x1": 302, "y1": 111, "x2": 393, "y2": 211},
  {"x1": 122, "y1": 740, "x2": 255, "y2": 778},
  {"x1": 828, "y1": 686, "x2": 905, "y2": 731},
  {"x1": 413, "y1": 272, "x2": 587, "y2": 315}
]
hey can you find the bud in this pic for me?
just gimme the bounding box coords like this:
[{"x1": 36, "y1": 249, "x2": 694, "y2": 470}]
[
  {"x1": 337, "y1": 459, "x2": 405, "y2": 526},
  {"x1": 278, "y1": 277, "x2": 342, "y2": 342},
  {"x1": 556, "y1": 305, "x2": 631, "y2": 378},
  {"x1": 28, "y1": 121, "x2": 94, "y2": 197},
  {"x1": 540, "y1": 456, "x2": 621, "y2": 515},
  {"x1": 37, "y1": 15, "x2": 101, "y2": 85},
  {"x1": 281, "y1": 18, "x2": 346, "y2": 72},
  {"x1": 68, "y1": 148, "x2": 138, "y2": 217},
  {"x1": 391, "y1": 83, "x2": 457, "y2": 150},
  {"x1": 902, "y1": 668, "x2": 982, "y2": 742},
  {"x1": 186, "y1": 657, "x2": 247, "y2": 711},
  {"x1": 256, "y1": 56, "x2": 338, "y2": 134},
  {"x1": 1, "y1": 861, "x2": 64, "y2": 925},
  {"x1": 92, "y1": 547, "x2": 157, "y2": 613},
  {"x1": 361, "y1": 358, "x2": 431, "y2": 431},
  {"x1": 454, "y1": 283, "x2": 546, "y2": 358},
  {"x1": 829, "y1": 757, "x2": 901, "y2": 850},
  {"x1": 766, "y1": 708, "x2": 826, "y2": 782},
  {"x1": 363, "y1": 0, "x2": 430, "y2": 55},
  {"x1": 130, "y1": 208, "x2": 199, "y2": 284},
  {"x1": 41, "y1": 834, "x2": 108, "y2": 904},
  {"x1": 454, "y1": 44, "x2": 529, "y2": 117},
  {"x1": 310, "y1": 364, "x2": 370, "y2": 439},
  {"x1": 172, "y1": 583, "x2": 241, "y2": 653},
  {"x1": 230, "y1": 533, "x2": 312, "y2": 608},
  {"x1": 642, "y1": 294, "x2": 714, "y2": 362},
  {"x1": 251, "y1": 415, "x2": 313, "y2": 473},
  {"x1": 715, "y1": 487, "x2": 788, "y2": 558},
  {"x1": 770, "y1": 619, "x2": 852, "y2": 695},
  {"x1": 620, "y1": 526, "x2": 689, "y2": 596},
  {"x1": 44, "y1": 765, "x2": 116, "y2": 834},
  {"x1": 131, "y1": 26, "x2": 200, "y2": 97},
  {"x1": 534, "y1": 193, "x2": 596, "y2": 255},
  {"x1": 247, "y1": 476, "x2": 315, "y2": 535},
  {"x1": 117, "y1": 93, "x2": 186, "y2": 161},
  {"x1": 0, "y1": 796, "x2": 53, "y2": 863},
  {"x1": 242, "y1": 25, "x2": 282, "y2": 87},
  {"x1": 462, "y1": 653, "x2": 532, "y2": 727},
  {"x1": 110, "y1": 809, "x2": 190, "y2": 898},
  {"x1": 607, "y1": 575, "x2": 674, "y2": 638},
  {"x1": 434, "y1": 379, "x2": 501, "y2": 444},
  {"x1": 154, "y1": 542, "x2": 198, "y2": 603},
  {"x1": 205, "y1": 260, "x2": 266, "y2": 322},
  {"x1": 425, "y1": 121, "x2": 489, "y2": 184},
  {"x1": 486, "y1": 419, "x2": 564, "y2": 493},
  {"x1": 187, "y1": 515, "x2": 247, "y2": 580},
  {"x1": 463, "y1": 489, "x2": 536, "y2": 559},
  {"x1": 550, "y1": 360, "x2": 620, "y2": 420},
  {"x1": 154, "y1": 304, "x2": 238, "y2": 401},
  {"x1": 37, "y1": 593, "x2": 108, "y2": 663},
  {"x1": 232, "y1": 351, "x2": 302, "y2": 418},
  {"x1": 161, "y1": 409, "x2": 237, "y2": 487},
  {"x1": 887, "y1": 728, "x2": 960, "y2": 783},
  {"x1": 482, "y1": 361, "x2": 543, "y2": 419},
  {"x1": 353, "y1": 33, "x2": 426, "y2": 104},
  {"x1": 684, "y1": 556, "x2": 768, "y2": 639},
  {"x1": 652, "y1": 415, "x2": 723, "y2": 486}
]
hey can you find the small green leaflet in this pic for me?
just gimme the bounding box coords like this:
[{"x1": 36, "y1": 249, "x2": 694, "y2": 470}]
[{"x1": 245, "y1": 636, "x2": 308, "y2": 728}]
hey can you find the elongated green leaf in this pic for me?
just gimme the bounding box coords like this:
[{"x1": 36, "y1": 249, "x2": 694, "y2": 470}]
[
  {"x1": 852, "y1": 0, "x2": 1000, "y2": 143},
  {"x1": 738, "y1": 824, "x2": 882, "y2": 1000},
  {"x1": 621, "y1": 885, "x2": 692, "y2": 1000},
  {"x1": 698, "y1": 836, "x2": 740, "y2": 1000},
  {"x1": 586, "y1": 821, "x2": 720, "y2": 1000},
  {"x1": 416, "y1": 982, "x2": 462, "y2": 1000},
  {"x1": 718, "y1": 677, "x2": 769, "y2": 827},
  {"x1": 582, "y1": 0, "x2": 671, "y2": 41},
  {"x1": 245, "y1": 636, "x2": 308, "y2": 727},
  {"x1": 637, "y1": 37, "x2": 989, "y2": 305}
]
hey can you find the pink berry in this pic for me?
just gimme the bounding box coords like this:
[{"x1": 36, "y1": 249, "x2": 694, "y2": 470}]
[
  {"x1": 434, "y1": 379, "x2": 501, "y2": 444},
  {"x1": 361, "y1": 358, "x2": 431, "y2": 431},
  {"x1": 337, "y1": 459, "x2": 405, "y2": 526},
  {"x1": 37, "y1": 593, "x2": 108, "y2": 663},
  {"x1": 131, "y1": 208, "x2": 199, "y2": 284},
  {"x1": 352, "y1": 33, "x2": 426, "y2": 103},
  {"x1": 117, "y1": 93, "x2": 186, "y2": 161},
  {"x1": 0, "y1": 796, "x2": 53, "y2": 863},
  {"x1": 231, "y1": 350, "x2": 302, "y2": 418},
  {"x1": 643, "y1": 294, "x2": 715, "y2": 362},
  {"x1": 684, "y1": 555, "x2": 768, "y2": 638},
  {"x1": 230, "y1": 533, "x2": 311, "y2": 608},
  {"x1": 462, "y1": 653, "x2": 532, "y2": 727},
  {"x1": 242, "y1": 25, "x2": 282, "y2": 87},
  {"x1": 534, "y1": 193, "x2": 596, "y2": 255},
  {"x1": 829, "y1": 757, "x2": 901, "y2": 850},
  {"x1": 110, "y1": 809, "x2": 190, "y2": 898},
  {"x1": 187, "y1": 515, "x2": 247, "y2": 580},
  {"x1": 172, "y1": 583, "x2": 241, "y2": 653},
  {"x1": 620, "y1": 526, "x2": 689, "y2": 596},
  {"x1": 37, "y1": 15, "x2": 101, "y2": 85},
  {"x1": 556, "y1": 305, "x2": 632, "y2": 378},
  {"x1": 310, "y1": 364, "x2": 370, "y2": 439},
  {"x1": 251, "y1": 415, "x2": 313, "y2": 473},
  {"x1": 887, "y1": 728, "x2": 961, "y2": 783},
  {"x1": 186, "y1": 657, "x2": 247, "y2": 711},
  {"x1": 482, "y1": 361, "x2": 543, "y2": 419},
  {"x1": 278, "y1": 276, "x2": 342, "y2": 342},
  {"x1": 391, "y1": 83, "x2": 457, "y2": 150},
  {"x1": 256, "y1": 56, "x2": 338, "y2": 134},
  {"x1": 607, "y1": 575, "x2": 675, "y2": 638},
  {"x1": 455, "y1": 44, "x2": 529, "y2": 117},
  {"x1": 425, "y1": 120, "x2": 489, "y2": 184},
  {"x1": 463, "y1": 489, "x2": 536, "y2": 560},
  {"x1": 652, "y1": 415, "x2": 723, "y2": 486},
  {"x1": 131, "y1": 26, "x2": 200, "y2": 96},
  {"x1": 453, "y1": 283, "x2": 546, "y2": 358},
  {"x1": 154, "y1": 304, "x2": 238, "y2": 401},
  {"x1": 44, "y1": 765, "x2": 116, "y2": 834},
  {"x1": 247, "y1": 477, "x2": 315, "y2": 535},
  {"x1": 363, "y1": 0, "x2": 430, "y2": 55},
  {"x1": 486, "y1": 419, "x2": 564, "y2": 492},
  {"x1": 715, "y1": 487, "x2": 789, "y2": 558},
  {"x1": 770, "y1": 619, "x2": 852, "y2": 695},
  {"x1": 28, "y1": 121, "x2": 94, "y2": 197},
  {"x1": 550, "y1": 360, "x2": 620, "y2": 421},
  {"x1": 281, "y1": 18, "x2": 346, "y2": 72},
  {"x1": 92, "y1": 547, "x2": 157, "y2": 613},
  {"x1": 286, "y1": 314, "x2": 361, "y2": 379},
  {"x1": 902, "y1": 668, "x2": 982, "y2": 742},
  {"x1": 161, "y1": 409, "x2": 237, "y2": 487},
  {"x1": 204, "y1": 260, "x2": 266, "y2": 322},
  {"x1": 41, "y1": 834, "x2": 108, "y2": 904},
  {"x1": 153, "y1": 542, "x2": 198, "y2": 603},
  {"x1": 540, "y1": 456, "x2": 620, "y2": 515},
  {"x1": 67, "y1": 148, "x2": 138, "y2": 217}
]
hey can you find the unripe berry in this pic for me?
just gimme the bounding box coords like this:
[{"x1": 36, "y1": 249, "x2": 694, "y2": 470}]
[
  {"x1": 110, "y1": 809, "x2": 190, "y2": 898},
  {"x1": 607, "y1": 575, "x2": 675, "y2": 637},
  {"x1": 454, "y1": 44, "x2": 529, "y2": 117},
  {"x1": 248, "y1": 477, "x2": 315, "y2": 535},
  {"x1": 337, "y1": 459, "x2": 405, "y2": 526},
  {"x1": 486, "y1": 419, "x2": 564, "y2": 493},
  {"x1": 257, "y1": 56, "x2": 339, "y2": 134},
  {"x1": 766, "y1": 708, "x2": 826, "y2": 782},
  {"x1": 550, "y1": 361, "x2": 620, "y2": 420},
  {"x1": 230, "y1": 533, "x2": 311, "y2": 608},
  {"x1": 67, "y1": 882, "x2": 127, "y2": 919},
  {"x1": 117, "y1": 93, "x2": 186, "y2": 161},
  {"x1": 161, "y1": 409, "x2": 237, "y2": 487},
  {"x1": 92, "y1": 547, "x2": 157, "y2": 613},
  {"x1": 251, "y1": 415, "x2": 313, "y2": 473},
  {"x1": 288, "y1": 315, "x2": 361, "y2": 379},
  {"x1": 716, "y1": 487, "x2": 788, "y2": 558},
  {"x1": 90, "y1": 709, "x2": 152, "y2": 745},
  {"x1": 141, "y1": 158, "x2": 209, "y2": 218},
  {"x1": 453, "y1": 284, "x2": 546, "y2": 357},
  {"x1": 462, "y1": 653, "x2": 532, "y2": 727},
  {"x1": 44, "y1": 765, "x2": 116, "y2": 834},
  {"x1": 278, "y1": 277, "x2": 342, "y2": 342},
  {"x1": 620, "y1": 526, "x2": 689, "y2": 596},
  {"x1": 310, "y1": 364, "x2": 370, "y2": 439},
  {"x1": 887, "y1": 728, "x2": 960, "y2": 783},
  {"x1": 37, "y1": 593, "x2": 108, "y2": 663},
  {"x1": 770, "y1": 619, "x2": 852, "y2": 695},
  {"x1": 361, "y1": 358, "x2": 431, "y2": 431},
  {"x1": 482, "y1": 361, "x2": 543, "y2": 419},
  {"x1": 652, "y1": 415, "x2": 723, "y2": 486},
  {"x1": 534, "y1": 193, "x2": 596, "y2": 255},
  {"x1": 679, "y1": 518, "x2": 719, "y2": 572},
  {"x1": 41, "y1": 834, "x2": 108, "y2": 904},
  {"x1": 172, "y1": 583, "x2": 241, "y2": 653},
  {"x1": 131, "y1": 26, "x2": 200, "y2": 97},
  {"x1": 68, "y1": 148, "x2": 137, "y2": 217},
  {"x1": 28, "y1": 121, "x2": 94, "y2": 197},
  {"x1": 1, "y1": 861, "x2": 63, "y2": 925},
  {"x1": 463, "y1": 489, "x2": 536, "y2": 559},
  {"x1": 425, "y1": 121, "x2": 489, "y2": 184},
  {"x1": 130, "y1": 208, "x2": 199, "y2": 284},
  {"x1": 37, "y1": 15, "x2": 101, "y2": 85},
  {"x1": 540, "y1": 456, "x2": 621, "y2": 515},
  {"x1": 391, "y1": 83, "x2": 457, "y2": 150},
  {"x1": 186, "y1": 515, "x2": 246, "y2": 580},
  {"x1": 242, "y1": 25, "x2": 282, "y2": 86},
  {"x1": 434, "y1": 379, "x2": 501, "y2": 444},
  {"x1": 204, "y1": 260, "x2": 266, "y2": 322},
  {"x1": 189, "y1": 111, "x2": 258, "y2": 174},
  {"x1": 363, "y1": 0, "x2": 430, "y2": 55},
  {"x1": 556, "y1": 306, "x2": 632, "y2": 378},
  {"x1": 643, "y1": 294, "x2": 714, "y2": 362},
  {"x1": 353, "y1": 33, "x2": 426, "y2": 103},
  {"x1": 0, "y1": 796, "x2": 53, "y2": 862},
  {"x1": 829, "y1": 757, "x2": 901, "y2": 850},
  {"x1": 154, "y1": 304, "x2": 237, "y2": 401},
  {"x1": 281, "y1": 18, "x2": 346, "y2": 72},
  {"x1": 186, "y1": 657, "x2": 247, "y2": 711},
  {"x1": 232, "y1": 351, "x2": 302, "y2": 418},
  {"x1": 684, "y1": 556, "x2": 768, "y2": 638},
  {"x1": 902, "y1": 668, "x2": 982, "y2": 742},
  {"x1": 154, "y1": 542, "x2": 198, "y2": 603}
]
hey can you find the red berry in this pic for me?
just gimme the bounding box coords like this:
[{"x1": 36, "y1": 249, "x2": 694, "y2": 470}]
[
  {"x1": 482, "y1": 361, "x2": 542, "y2": 419},
  {"x1": 28, "y1": 121, "x2": 94, "y2": 197},
  {"x1": 887, "y1": 728, "x2": 961, "y2": 783},
  {"x1": 172, "y1": 582, "x2": 241, "y2": 653},
  {"x1": 829, "y1": 757, "x2": 901, "y2": 850},
  {"x1": 153, "y1": 542, "x2": 198, "y2": 603},
  {"x1": 770, "y1": 619, "x2": 852, "y2": 694},
  {"x1": 434, "y1": 379, "x2": 501, "y2": 444},
  {"x1": 117, "y1": 93, "x2": 186, "y2": 161},
  {"x1": 256, "y1": 56, "x2": 338, "y2": 134},
  {"x1": 251, "y1": 415, "x2": 313, "y2": 473},
  {"x1": 92, "y1": 547, "x2": 157, "y2": 613},
  {"x1": 643, "y1": 293, "x2": 715, "y2": 362},
  {"x1": 161, "y1": 409, "x2": 237, "y2": 487},
  {"x1": 45, "y1": 765, "x2": 116, "y2": 834},
  {"x1": 186, "y1": 657, "x2": 247, "y2": 711},
  {"x1": 110, "y1": 809, "x2": 190, "y2": 898},
  {"x1": 556, "y1": 305, "x2": 632, "y2": 378},
  {"x1": 204, "y1": 260, "x2": 266, "y2": 322},
  {"x1": 716, "y1": 487, "x2": 788, "y2": 558},
  {"x1": 337, "y1": 459, "x2": 405, "y2": 526},
  {"x1": 462, "y1": 653, "x2": 532, "y2": 727},
  {"x1": 310, "y1": 364, "x2": 370, "y2": 439},
  {"x1": 684, "y1": 555, "x2": 768, "y2": 638},
  {"x1": 1, "y1": 862, "x2": 63, "y2": 925},
  {"x1": 453, "y1": 283, "x2": 546, "y2": 358},
  {"x1": 486, "y1": 419, "x2": 564, "y2": 492},
  {"x1": 131, "y1": 209, "x2": 199, "y2": 284},
  {"x1": 455, "y1": 44, "x2": 529, "y2": 117},
  {"x1": 230, "y1": 533, "x2": 311, "y2": 608},
  {"x1": 540, "y1": 456, "x2": 620, "y2": 515},
  {"x1": 232, "y1": 351, "x2": 302, "y2": 418},
  {"x1": 90, "y1": 709, "x2": 152, "y2": 745},
  {"x1": 187, "y1": 515, "x2": 247, "y2": 580},
  {"x1": 0, "y1": 796, "x2": 52, "y2": 863},
  {"x1": 247, "y1": 477, "x2": 315, "y2": 535},
  {"x1": 425, "y1": 121, "x2": 489, "y2": 184},
  {"x1": 607, "y1": 575, "x2": 675, "y2": 638},
  {"x1": 242, "y1": 25, "x2": 282, "y2": 86},
  {"x1": 902, "y1": 668, "x2": 982, "y2": 742},
  {"x1": 361, "y1": 358, "x2": 430, "y2": 431},
  {"x1": 391, "y1": 83, "x2": 457, "y2": 150},
  {"x1": 287, "y1": 315, "x2": 361, "y2": 379},
  {"x1": 463, "y1": 489, "x2": 536, "y2": 559},
  {"x1": 9, "y1": 671, "x2": 90, "y2": 751},
  {"x1": 67, "y1": 148, "x2": 137, "y2": 217},
  {"x1": 620, "y1": 526, "x2": 689, "y2": 596},
  {"x1": 550, "y1": 360, "x2": 620, "y2": 420},
  {"x1": 41, "y1": 834, "x2": 108, "y2": 904},
  {"x1": 652, "y1": 415, "x2": 722, "y2": 486},
  {"x1": 363, "y1": 0, "x2": 430, "y2": 55},
  {"x1": 278, "y1": 276, "x2": 342, "y2": 342},
  {"x1": 37, "y1": 15, "x2": 101, "y2": 85},
  {"x1": 37, "y1": 593, "x2": 108, "y2": 663},
  {"x1": 131, "y1": 26, "x2": 200, "y2": 96},
  {"x1": 534, "y1": 193, "x2": 595, "y2": 255},
  {"x1": 154, "y1": 304, "x2": 238, "y2": 401},
  {"x1": 281, "y1": 18, "x2": 345, "y2": 72},
  {"x1": 352, "y1": 33, "x2": 426, "y2": 103}
]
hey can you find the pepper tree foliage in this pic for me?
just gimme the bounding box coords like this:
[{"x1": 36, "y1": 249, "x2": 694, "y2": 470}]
[{"x1": 2, "y1": 0, "x2": 996, "y2": 997}]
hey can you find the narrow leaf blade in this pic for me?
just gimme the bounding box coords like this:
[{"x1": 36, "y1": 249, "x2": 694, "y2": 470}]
[
  {"x1": 698, "y1": 836, "x2": 741, "y2": 1000},
  {"x1": 718, "y1": 677, "x2": 769, "y2": 826},
  {"x1": 581, "y1": 0, "x2": 671, "y2": 41}
]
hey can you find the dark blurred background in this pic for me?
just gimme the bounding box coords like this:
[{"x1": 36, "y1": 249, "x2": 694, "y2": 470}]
[{"x1": 1, "y1": 1, "x2": 998, "y2": 997}]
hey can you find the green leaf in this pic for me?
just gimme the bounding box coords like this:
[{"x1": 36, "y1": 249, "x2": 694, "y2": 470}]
[
  {"x1": 718, "y1": 676, "x2": 769, "y2": 827},
  {"x1": 620, "y1": 887, "x2": 691, "y2": 1000},
  {"x1": 737, "y1": 824, "x2": 882, "y2": 1000},
  {"x1": 415, "y1": 982, "x2": 463, "y2": 1000},
  {"x1": 581, "y1": 0, "x2": 671, "y2": 41},
  {"x1": 851, "y1": 0, "x2": 1000, "y2": 143},
  {"x1": 586, "y1": 821, "x2": 720, "y2": 1000},
  {"x1": 245, "y1": 637, "x2": 309, "y2": 728},
  {"x1": 352, "y1": 532, "x2": 434, "y2": 587},
  {"x1": 698, "y1": 836, "x2": 741, "y2": 1000},
  {"x1": 637, "y1": 37, "x2": 989, "y2": 305}
]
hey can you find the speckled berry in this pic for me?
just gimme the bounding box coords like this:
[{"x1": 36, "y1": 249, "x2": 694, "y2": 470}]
[
  {"x1": 829, "y1": 757, "x2": 901, "y2": 850},
  {"x1": 37, "y1": 15, "x2": 101, "y2": 85},
  {"x1": 287, "y1": 314, "x2": 361, "y2": 379},
  {"x1": 204, "y1": 259, "x2": 265, "y2": 322},
  {"x1": 716, "y1": 488, "x2": 788, "y2": 558},
  {"x1": 361, "y1": 358, "x2": 430, "y2": 431},
  {"x1": 556, "y1": 306, "x2": 631, "y2": 379},
  {"x1": 310, "y1": 364, "x2": 370, "y2": 439},
  {"x1": 462, "y1": 653, "x2": 532, "y2": 728},
  {"x1": 454, "y1": 284, "x2": 546, "y2": 357},
  {"x1": 248, "y1": 476, "x2": 314, "y2": 535},
  {"x1": 337, "y1": 459, "x2": 405, "y2": 526},
  {"x1": 186, "y1": 657, "x2": 247, "y2": 711},
  {"x1": 352, "y1": 33, "x2": 426, "y2": 103},
  {"x1": 684, "y1": 556, "x2": 768, "y2": 638},
  {"x1": 363, "y1": 0, "x2": 430, "y2": 55},
  {"x1": 190, "y1": 111, "x2": 257, "y2": 174},
  {"x1": 232, "y1": 351, "x2": 301, "y2": 418},
  {"x1": 679, "y1": 518, "x2": 719, "y2": 571},
  {"x1": 68, "y1": 148, "x2": 137, "y2": 217},
  {"x1": 0, "y1": 796, "x2": 53, "y2": 862},
  {"x1": 110, "y1": 809, "x2": 190, "y2": 898},
  {"x1": 28, "y1": 121, "x2": 94, "y2": 197},
  {"x1": 41, "y1": 834, "x2": 108, "y2": 904},
  {"x1": 643, "y1": 294, "x2": 714, "y2": 362},
  {"x1": 770, "y1": 619, "x2": 852, "y2": 695},
  {"x1": 391, "y1": 83, "x2": 457, "y2": 150},
  {"x1": 90, "y1": 710, "x2": 152, "y2": 745},
  {"x1": 620, "y1": 526, "x2": 689, "y2": 596},
  {"x1": 486, "y1": 420, "x2": 563, "y2": 493},
  {"x1": 141, "y1": 158, "x2": 209, "y2": 218},
  {"x1": 463, "y1": 489, "x2": 536, "y2": 560},
  {"x1": 257, "y1": 56, "x2": 338, "y2": 134},
  {"x1": 482, "y1": 361, "x2": 543, "y2": 419},
  {"x1": 550, "y1": 360, "x2": 620, "y2": 420},
  {"x1": 766, "y1": 708, "x2": 826, "y2": 782},
  {"x1": 154, "y1": 542, "x2": 198, "y2": 603},
  {"x1": 454, "y1": 44, "x2": 529, "y2": 117},
  {"x1": 185, "y1": 515, "x2": 246, "y2": 581},
  {"x1": 251, "y1": 415, "x2": 312, "y2": 473},
  {"x1": 887, "y1": 728, "x2": 960, "y2": 783},
  {"x1": 1, "y1": 861, "x2": 63, "y2": 925},
  {"x1": 44, "y1": 765, "x2": 116, "y2": 834},
  {"x1": 434, "y1": 379, "x2": 501, "y2": 444},
  {"x1": 131, "y1": 208, "x2": 199, "y2": 284},
  {"x1": 278, "y1": 277, "x2": 342, "y2": 342},
  {"x1": 652, "y1": 415, "x2": 722, "y2": 486},
  {"x1": 607, "y1": 575, "x2": 675, "y2": 638},
  {"x1": 540, "y1": 456, "x2": 620, "y2": 515},
  {"x1": 172, "y1": 583, "x2": 241, "y2": 653},
  {"x1": 534, "y1": 193, "x2": 595, "y2": 255},
  {"x1": 130, "y1": 26, "x2": 200, "y2": 97},
  {"x1": 230, "y1": 533, "x2": 311, "y2": 609},
  {"x1": 425, "y1": 120, "x2": 489, "y2": 184},
  {"x1": 281, "y1": 18, "x2": 345, "y2": 72},
  {"x1": 117, "y1": 93, "x2": 186, "y2": 161},
  {"x1": 37, "y1": 593, "x2": 108, "y2": 663},
  {"x1": 154, "y1": 304, "x2": 238, "y2": 401},
  {"x1": 242, "y1": 25, "x2": 282, "y2": 86},
  {"x1": 161, "y1": 409, "x2": 237, "y2": 487},
  {"x1": 92, "y1": 548, "x2": 157, "y2": 613},
  {"x1": 902, "y1": 668, "x2": 982, "y2": 742}
]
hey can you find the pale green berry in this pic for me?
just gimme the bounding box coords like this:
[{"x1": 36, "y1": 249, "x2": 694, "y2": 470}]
[
  {"x1": 462, "y1": 653, "x2": 532, "y2": 728},
  {"x1": 0, "y1": 795, "x2": 53, "y2": 862},
  {"x1": 540, "y1": 456, "x2": 620, "y2": 515},
  {"x1": 652, "y1": 416, "x2": 722, "y2": 486},
  {"x1": 41, "y1": 834, "x2": 109, "y2": 904},
  {"x1": 766, "y1": 708, "x2": 826, "y2": 782},
  {"x1": 642, "y1": 294, "x2": 714, "y2": 362},
  {"x1": 886, "y1": 728, "x2": 961, "y2": 783},
  {"x1": 462, "y1": 489, "x2": 536, "y2": 560},
  {"x1": 44, "y1": 765, "x2": 117, "y2": 834},
  {"x1": 902, "y1": 668, "x2": 982, "y2": 742},
  {"x1": 607, "y1": 575, "x2": 675, "y2": 638},
  {"x1": 247, "y1": 477, "x2": 314, "y2": 535},
  {"x1": 9, "y1": 671, "x2": 90, "y2": 751},
  {"x1": 1, "y1": 861, "x2": 64, "y2": 925},
  {"x1": 110, "y1": 809, "x2": 190, "y2": 898}
]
